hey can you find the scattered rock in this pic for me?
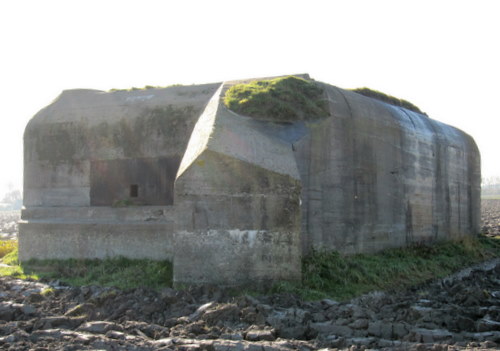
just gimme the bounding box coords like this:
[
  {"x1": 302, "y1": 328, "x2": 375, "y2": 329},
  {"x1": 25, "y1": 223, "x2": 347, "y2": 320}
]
[
  {"x1": 266, "y1": 308, "x2": 310, "y2": 339},
  {"x1": 476, "y1": 317, "x2": 500, "y2": 332},
  {"x1": 349, "y1": 318, "x2": 369, "y2": 330},
  {"x1": 245, "y1": 327, "x2": 276, "y2": 342},
  {"x1": 0, "y1": 302, "x2": 16, "y2": 321},
  {"x1": 411, "y1": 328, "x2": 453, "y2": 343},
  {"x1": 200, "y1": 303, "x2": 240, "y2": 325},
  {"x1": 77, "y1": 321, "x2": 124, "y2": 334},
  {"x1": 64, "y1": 302, "x2": 96, "y2": 317}
]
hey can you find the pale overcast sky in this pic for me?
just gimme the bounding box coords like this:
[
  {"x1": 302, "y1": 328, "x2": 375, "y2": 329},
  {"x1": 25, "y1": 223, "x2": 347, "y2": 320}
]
[{"x1": 0, "y1": 0, "x2": 498, "y2": 197}]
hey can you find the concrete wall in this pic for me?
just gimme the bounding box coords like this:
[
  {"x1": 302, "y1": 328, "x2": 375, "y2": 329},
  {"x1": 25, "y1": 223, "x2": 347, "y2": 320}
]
[
  {"x1": 294, "y1": 85, "x2": 481, "y2": 254},
  {"x1": 23, "y1": 84, "x2": 219, "y2": 207},
  {"x1": 20, "y1": 75, "x2": 481, "y2": 287},
  {"x1": 19, "y1": 206, "x2": 175, "y2": 261},
  {"x1": 19, "y1": 221, "x2": 174, "y2": 261},
  {"x1": 174, "y1": 151, "x2": 302, "y2": 288},
  {"x1": 20, "y1": 84, "x2": 219, "y2": 262}
]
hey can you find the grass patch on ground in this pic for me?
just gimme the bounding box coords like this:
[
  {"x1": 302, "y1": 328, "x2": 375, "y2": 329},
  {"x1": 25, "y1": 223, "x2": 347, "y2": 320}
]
[
  {"x1": 482, "y1": 194, "x2": 500, "y2": 200},
  {"x1": 0, "y1": 239, "x2": 17, "y2": 258},
  {"x1": 23, "y1": 257, "x2": 173, "y2": 290},
  {"x1": 2, "y1": 236, "x2": 500, "y2": 299},
  {"x1": 273, "y1": 235, "x2": 500, "y2": 301},
  {"x1": 351, "y1": 87, "x2": 426, "y2": 115},
  {"x1": 0, "y1": 240, "x2": 172, "y2": 290},
  {"x1": 224, "y1": 76, "x2": 329, "y2": 122},
  {"x1": 0, "y1": 243, "x2": 31, "y2": 278}
]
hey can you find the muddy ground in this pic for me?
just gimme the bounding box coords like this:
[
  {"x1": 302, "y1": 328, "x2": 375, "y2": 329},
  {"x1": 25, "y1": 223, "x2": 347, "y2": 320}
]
[
  {"x1": 482, "y1": 199, "x2": 500, "y2": 238},
  {"x1": 0, "y1": 201, "x2": 499, "y2": 350},
  {"x1": 1, "y1": 260, "x2": 500, "y2": 351}
]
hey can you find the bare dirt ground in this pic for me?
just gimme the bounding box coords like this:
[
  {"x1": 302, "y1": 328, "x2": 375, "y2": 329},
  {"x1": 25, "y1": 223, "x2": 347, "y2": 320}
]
[
  {"x1": 1, "y1": 260, "x2": 500, "y2": 351},
  {"x1": 482, "y1": 199, "x2": 500, "y2": 237},
  {"x1": 0, "y1": 204, "x2": 499, "y2": 350}
]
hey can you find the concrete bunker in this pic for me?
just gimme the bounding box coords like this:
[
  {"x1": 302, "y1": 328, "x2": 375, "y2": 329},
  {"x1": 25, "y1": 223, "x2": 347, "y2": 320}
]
[{"x1": 19, "y1": 75, "x2": 481, "y2": 288}]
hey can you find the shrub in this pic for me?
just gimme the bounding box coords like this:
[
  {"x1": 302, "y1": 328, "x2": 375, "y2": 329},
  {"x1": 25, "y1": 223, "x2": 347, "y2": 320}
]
[{"x1": 224, "y1": 76, "x2": 329, "y2": 122}]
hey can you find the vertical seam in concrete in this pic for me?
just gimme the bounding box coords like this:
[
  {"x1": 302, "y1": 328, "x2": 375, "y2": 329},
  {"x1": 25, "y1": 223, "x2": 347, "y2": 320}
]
[
  {"x1": 436, "y1": 123, "x2": 451, "y2": 238},
  {"x1": 398, "y1": 107, "x2": 417, "y2": 129},
  {"x1": 332, "y1": 87, "x2": 354, "y2": 119},
  {"x1": 332, "y1": 87, "x2": 357, "y2": 251}
]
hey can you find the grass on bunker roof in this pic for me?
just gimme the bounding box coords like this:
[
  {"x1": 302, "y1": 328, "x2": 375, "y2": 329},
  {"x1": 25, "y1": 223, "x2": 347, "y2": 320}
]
[
  {"x1": 350, "y1": 87, "x2": 426, "y2": 115},
  {"x1": 108, "y1": 83, "x2": 184, "y2": 92},
  {"x1": 224, "y1": 76, "x2": 330, "y2": 122},
  {"x1": 224, "y1": 75, "x2": 425, "y2": 121},
  {"x1": 1, "y1": 235, "x2": 499, "y2": 300}
]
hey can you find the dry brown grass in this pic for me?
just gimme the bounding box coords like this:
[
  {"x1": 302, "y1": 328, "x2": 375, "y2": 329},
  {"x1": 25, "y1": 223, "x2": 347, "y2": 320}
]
[{"x1": 0, "y1": 240, "x2": 17, "y2": 259}]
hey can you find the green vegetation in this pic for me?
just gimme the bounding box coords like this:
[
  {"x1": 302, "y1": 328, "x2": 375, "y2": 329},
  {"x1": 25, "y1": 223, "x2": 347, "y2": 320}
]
[
  {"x1": 351, "y1": 87, "x2": 426, "y2": 115},
  {"x1": 273, "y1": 235, "x2": 500, "y2": 301},
  {"x1": 0, "y1": 243, "x2": 32, "y2": 278},
  {"x1": 482, "y1": 195, "x2": 500, "y2": 200},
  {"x1": 112, "y1": 199, "x2": 136, "y2": 207},
  {"x1": 0, "y1": 240, "x2": 172, "y2": 290},
  {"x1": 0, "y1": 239, "x2": 17, "y2": 258},
  {"x1": 40, "y1": 287, "x2": 55, "y2": 296},
  {"x1": 24, "y1": 257, "x2": 172, "y2": 290},
  {"x1": 224, "y1": 76, "x2": 329, "y2": 122},
  {"x1": 2, "y1": 236, "x2": 500, "y2": 299},
  {"x1": 108, "y1": 84, "x2": 183, "y2": 92}
]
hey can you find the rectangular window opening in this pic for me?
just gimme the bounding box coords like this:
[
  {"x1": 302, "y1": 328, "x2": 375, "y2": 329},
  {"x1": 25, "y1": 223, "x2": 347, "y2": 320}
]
[
  {"x1": 90, "y1": 158, "x2": 177, "y2": 206},
  {"x1": 130, "y1": 184, "x2": 139, "y2": 198}
]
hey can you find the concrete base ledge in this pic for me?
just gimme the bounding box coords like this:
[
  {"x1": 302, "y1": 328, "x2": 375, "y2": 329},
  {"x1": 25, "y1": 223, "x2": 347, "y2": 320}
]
[
  {"x1": 21, "y1": 206, "x2": 175, "y2": 222},
  {"x1": 18, "y1": 221, "x2": 174, "y2": 261}
]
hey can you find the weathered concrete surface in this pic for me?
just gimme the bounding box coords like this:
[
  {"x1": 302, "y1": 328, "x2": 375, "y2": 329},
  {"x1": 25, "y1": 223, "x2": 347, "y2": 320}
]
[
  {"x1": 174, "y1": 148, "x2": 301, "y2": 287},
  {"x1": 18, "y1": 221, "x2": 173, "y2": 261},
  {"x1": 19, "y1": 206, "x2": 174, "y2": 261},
  {"x1": 23, "y1": 84, "x2": 220, "y2": 207},
  {"x1": 295, "y1": 85, "x2": 480, "y2": 253},
  {"x1": 20, "y1": 74, "x2": 481, "y2": 287},
  {"x1": 173, "y1": 88, "x2": 302, "y2": 286}
]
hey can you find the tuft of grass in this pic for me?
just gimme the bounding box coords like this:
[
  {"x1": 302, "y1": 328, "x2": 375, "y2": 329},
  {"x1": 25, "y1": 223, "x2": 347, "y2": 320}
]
[
  {"x1": 22, "y1": 257, "x2": 173, "y2": 290},
  {"x1": 109, "y1": 83, "x2": 183, "y2": 92},
  {"x1": 224, "y1": 76, "x2": 329, "y2": 122},
  {"x1": 351, "y1": 87, "x2": 426, "y2": 115},
  {"x1": 2, "y1": 245, "x2": 19, "y2": 266},
  {"x1": 0, "y1": 241, "x2": 36, "y2": 279},
  {"x1": 40, "y1": 287, "x2": 55, "y2": 296},
  {"x1": 0, "y1": 240, "x2": 17, "y2": 259},
  {"x1": 274, "y1": 235, "x2": 500, "y2": 301},
  {"x1": 112, "y1": 199, "x2": 136, "y2": 207}
]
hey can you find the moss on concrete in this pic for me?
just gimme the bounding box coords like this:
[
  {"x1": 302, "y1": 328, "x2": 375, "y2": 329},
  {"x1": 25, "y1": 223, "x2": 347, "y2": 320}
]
[
  {"x1": 108, "y1": 84, "x2": 183, "y2": 92},
  {"x1": 224, "y1": 76, "x2": 329, "y2": 122},
  {"x1": 351, "y1": 87, "x2": 426, "y2": 115}
]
